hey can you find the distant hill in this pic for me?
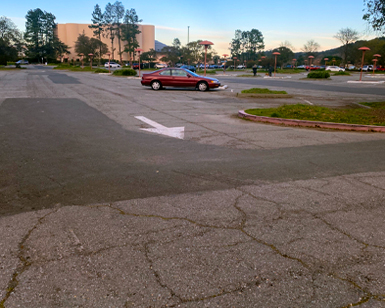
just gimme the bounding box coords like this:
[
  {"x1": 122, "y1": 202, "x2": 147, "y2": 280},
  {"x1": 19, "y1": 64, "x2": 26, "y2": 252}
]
[{"x1": 155, "y1": 40, "x2": 167, "y2": 52}]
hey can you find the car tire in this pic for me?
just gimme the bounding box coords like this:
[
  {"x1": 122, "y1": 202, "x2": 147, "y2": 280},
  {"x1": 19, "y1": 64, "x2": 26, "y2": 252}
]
[
  {"x1": 151, "y1": 80, "x2": 162, "y2": 91},
  {"x1": 197, "y1": 81, "x2": 208, "y2": 92}
]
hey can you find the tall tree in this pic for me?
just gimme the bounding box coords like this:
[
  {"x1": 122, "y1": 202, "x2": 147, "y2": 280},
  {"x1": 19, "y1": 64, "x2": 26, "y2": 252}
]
[
  {"x1": 89, "y1": 4, "x2": 104, "y2": 65},
  {"x1": 104, "y1": 2, "x2": 116, "y2": 59},
  {"x1": 230, "y1": 29, "x2": 242, "y2": 58},
  {"x1": 272, "y1": 46, "x2": 294, "y2": 67},
  {"x1": 24, "y1": 9, "x2": 66, "y2": 62},
  {"x1": 241, "y1": 29, "x2": 264, "y2": 61},
  {"x1": 334, "y1": 28, "x2": 360, "y2": 65},
  {"x1": 363, "y1": 0, "x2": 385, "y2": 31},
  {"x1": 122, "y1": 8, "x2": 142, "y2": 66},
  {"x1": 113, "y1": 1, "x2": 125, "y2": 64},
  {"x1": 140, "y1": 48, "x2": 156, "y2": 67},
  {"x1": 0, "y1": 16, "x2": 22, "y2": 44},
  {"x1": 75, "y1": 32, "x2": 108, "y2": 60}
]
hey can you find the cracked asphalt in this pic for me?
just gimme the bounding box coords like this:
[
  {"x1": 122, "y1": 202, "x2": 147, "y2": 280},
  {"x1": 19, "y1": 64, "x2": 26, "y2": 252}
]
[{"x1": 1, "y1": 66, "x2": 385, "y2": 307}]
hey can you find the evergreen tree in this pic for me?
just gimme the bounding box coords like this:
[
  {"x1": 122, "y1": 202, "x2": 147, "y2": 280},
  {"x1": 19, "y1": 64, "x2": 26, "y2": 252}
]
[
  {"x1": 89, "y1": 4, "x2": 104, "y2": 65},
  {"x1": 122, "y1": 8, "x2": 142, "y2": 66},
  {"x1": 104, "y1": 2, "x2": 116, "y2": 59}
]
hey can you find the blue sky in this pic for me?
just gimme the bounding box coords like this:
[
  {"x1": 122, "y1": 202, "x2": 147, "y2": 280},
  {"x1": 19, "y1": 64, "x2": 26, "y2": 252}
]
[{"x1": 1, "y1": 0, "x2": 377, "y2": 54}]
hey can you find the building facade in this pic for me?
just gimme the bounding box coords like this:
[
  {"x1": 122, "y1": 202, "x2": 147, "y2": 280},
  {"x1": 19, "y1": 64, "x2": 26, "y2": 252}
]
[{"x1": 56, "y1": 23, "x2": 155, "y2": 60}]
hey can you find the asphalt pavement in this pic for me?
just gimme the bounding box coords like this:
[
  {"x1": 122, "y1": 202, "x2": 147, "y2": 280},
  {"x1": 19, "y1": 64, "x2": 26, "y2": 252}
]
[{"x1": 1, "y1": 66, "x2": 385, "y2": 307}]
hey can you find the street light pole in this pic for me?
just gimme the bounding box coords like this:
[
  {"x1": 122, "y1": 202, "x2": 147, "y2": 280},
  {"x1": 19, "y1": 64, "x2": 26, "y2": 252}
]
[
  {"x1": 199, "y1": 41, "x2": 214, "y2": 76},
  {"x1": 373, "y1": 54, "x2": 381, "y2": 75},
  {"x1": 272, "y1": 52, "x2": 280, "y2": 77},
  {"x1": 135, "y1": 48, "x2": 143, "y2": 77},
  {"x1": 324, "y1": 57, "x2": 329, "y2": 70},
  {"x1": 359, "y1": 47, "x2": 370, "y2": 81}
]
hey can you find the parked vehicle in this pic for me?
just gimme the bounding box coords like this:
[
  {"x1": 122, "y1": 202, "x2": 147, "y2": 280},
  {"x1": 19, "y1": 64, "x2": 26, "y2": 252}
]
[
  {"x1": 306, "y1": 66, "x2": 321, "y2": 71},
  {"x1": 180, "y1": 65, "x2": 196, "y2": 72},
  {"x1": 326, "y1": 66, "x2": 345, "y2": 72},
  {"x1": 362, "y1": 65, "x2": 373, "y2": 71},
  {"x1": 16, "y1": 60, "x2": 29, "y2": 65},
  {"x1": 141, "y1": 68, "x2": 221, "y2": 91},
  {"x1": 236, "y1": 64, "x2": 246, "y2": 69},
  {"x1": 297, "y1": 65, "x2": 306, "y2": 69},
  {"x1": 104, "y1": 62, "x2": 121, "y2": 68},
  {"x1": 154, "y1": 63, "x2": 167, "y2": 69}
]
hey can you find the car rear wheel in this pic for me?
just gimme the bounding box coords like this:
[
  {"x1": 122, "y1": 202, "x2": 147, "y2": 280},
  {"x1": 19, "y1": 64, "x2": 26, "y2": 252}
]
[
  {"x1": 197, "y1": 81, "x2": 208, "y2": 92},
  {"x1": 151, "y1": 80, "x2": 162, "y2": 90}
]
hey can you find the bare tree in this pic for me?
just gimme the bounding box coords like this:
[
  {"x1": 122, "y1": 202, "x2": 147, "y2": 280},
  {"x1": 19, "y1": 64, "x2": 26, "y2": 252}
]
[
  {"x1": 301, "y1": 39, "x2": 320, "y2": 56},
  {"x1": 334, "y1": 28, "x2": 360, "y2": 66},
  {"x1": 280, "y1": 40, "x2": 294, "y2": 51}
]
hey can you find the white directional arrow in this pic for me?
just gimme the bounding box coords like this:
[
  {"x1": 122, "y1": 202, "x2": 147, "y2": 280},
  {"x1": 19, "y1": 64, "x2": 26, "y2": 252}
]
[{"x1": 135, "y1": 116, "x2": 184, "y2": 140}]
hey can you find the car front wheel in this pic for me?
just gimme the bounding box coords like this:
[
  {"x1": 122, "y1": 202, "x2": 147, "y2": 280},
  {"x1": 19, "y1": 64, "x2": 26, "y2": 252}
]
[
  {"x1": 151, "y1": 80, "x2": 162, "y2": 90},
  {"x1": 197, "y1": 81, "x2": 208, "y2": 92}
]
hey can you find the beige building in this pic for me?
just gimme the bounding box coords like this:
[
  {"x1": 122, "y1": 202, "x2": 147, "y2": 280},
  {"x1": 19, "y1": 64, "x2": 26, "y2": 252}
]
[{"x1": 56, "y1": 23, "x2": 155, "y2": 60}]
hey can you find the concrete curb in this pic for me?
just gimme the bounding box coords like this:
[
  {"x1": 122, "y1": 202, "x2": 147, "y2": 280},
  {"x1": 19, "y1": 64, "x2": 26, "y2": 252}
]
[
  {"x1": 347, "y1": 80, "x2": 385, "y2": 84},
  {"x1": 238, "y1": 110, "x2": 385, "y2": 132}
]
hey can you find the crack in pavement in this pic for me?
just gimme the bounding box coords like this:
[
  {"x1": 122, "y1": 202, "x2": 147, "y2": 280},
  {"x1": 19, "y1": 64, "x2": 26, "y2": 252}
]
[{"x1": 0, "y1": 209, "x2": 58, "y2": 308}]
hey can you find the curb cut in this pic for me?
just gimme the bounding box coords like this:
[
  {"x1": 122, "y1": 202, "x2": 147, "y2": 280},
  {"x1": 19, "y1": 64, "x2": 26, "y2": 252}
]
[{"x1": 238, "y1": 110, "x2": 385, "y2": 132}]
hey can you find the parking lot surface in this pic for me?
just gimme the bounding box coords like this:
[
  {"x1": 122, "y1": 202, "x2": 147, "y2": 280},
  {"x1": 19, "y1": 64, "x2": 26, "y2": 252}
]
[{"x1": 1, "y1": 66, "x2": 385, "y2": 307}]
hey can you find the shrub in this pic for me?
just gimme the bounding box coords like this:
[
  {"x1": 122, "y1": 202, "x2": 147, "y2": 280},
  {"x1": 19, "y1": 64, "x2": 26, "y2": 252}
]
[
  {"x1": 112, "y1": 68, "x2": 137, "y2": 76},
  {"x1": 94, "y1": 68, "x2": 109, "y2": 73},
  {"x1": 307, "y1": 71, "x2": 330, "y2": 79}
]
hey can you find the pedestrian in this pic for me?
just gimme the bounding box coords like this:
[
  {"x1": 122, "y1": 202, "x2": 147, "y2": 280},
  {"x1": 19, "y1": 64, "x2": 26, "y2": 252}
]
[
  {"x1": 252, "y1": 64, "x2": 257, "y2": 76},
  {"x1": 268, "y1": 65, "x2": 273, "y2": 77}
]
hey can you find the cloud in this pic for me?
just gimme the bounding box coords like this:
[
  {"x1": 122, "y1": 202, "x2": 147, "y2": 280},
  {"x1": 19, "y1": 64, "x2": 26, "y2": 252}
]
[{"x1": 156, "y1": 25, "x2": 184, "y2": 31}]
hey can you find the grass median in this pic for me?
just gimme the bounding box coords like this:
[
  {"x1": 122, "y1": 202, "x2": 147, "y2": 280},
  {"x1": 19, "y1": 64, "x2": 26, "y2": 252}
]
[{"x1": 245, "y1": 103, "x2": 385, "y2": 126}]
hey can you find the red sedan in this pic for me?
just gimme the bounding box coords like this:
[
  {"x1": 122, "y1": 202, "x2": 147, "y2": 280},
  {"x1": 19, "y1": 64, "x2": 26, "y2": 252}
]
[{"x1": 141, "y1": 68, "x2": 221, "y2": 91}]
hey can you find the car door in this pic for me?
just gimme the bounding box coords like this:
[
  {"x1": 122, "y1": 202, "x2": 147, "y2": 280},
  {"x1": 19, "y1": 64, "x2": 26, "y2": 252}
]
[
  {"x1": 171, "y1": 69, "x2": 191, "y2": 87},
  {"x1": 158, "y1": 69, "x2": 173, "y2": 86}
]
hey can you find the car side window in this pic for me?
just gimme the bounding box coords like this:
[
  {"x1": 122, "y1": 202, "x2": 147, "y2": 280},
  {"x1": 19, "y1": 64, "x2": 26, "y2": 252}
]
[
  {"x1": 159, "y1": 70, "x2": 171, "y2": 76},
  {"x1": 172, "y1": 69, "x2": 187, "y2": 77}
]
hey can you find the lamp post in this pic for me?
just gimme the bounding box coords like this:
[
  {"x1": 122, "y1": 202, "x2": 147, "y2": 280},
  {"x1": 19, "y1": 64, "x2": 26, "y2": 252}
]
[
  {"x1": 199, "y1": 40, "x2": 214, "y2": 76},
  {"x1": 308, "y1": 55, "x2": 314, "y2": 71},
  {"x1": 88, "y1": 53, "x2": 93, "y2": 70},
  {"x1": 135, "y1": 48, "x2": 143, "y2": 77},
  {"x1": 373, "y1": 54, "x2": 381, "y2": 74},
  {"x1": 372, "y1": 58, "x2": 378, "y2": 74},
  {"x1": 359, "y1": 46, "x2": 370, "y2": 81},
  {"x1": 324, "y1": 57, "x2": 329, "y2": 70},
  {"x1": 79, "y1": 53, "x2": 84, "y2": 69},
  {"x1": 272, "y1": 52, "x2": 280, "y2": 77},
  {"x1": 292, "y1": 58, "x2": 297, "y2": 68},
  {"x1": 106, "y1": 52, "x2": 111, "y2": 73},
  {"x1": 332, "y1": 58, "x2": 336, "y2": 66}
]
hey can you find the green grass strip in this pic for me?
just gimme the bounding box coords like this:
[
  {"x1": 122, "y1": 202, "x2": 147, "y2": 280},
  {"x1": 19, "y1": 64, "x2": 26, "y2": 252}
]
[
  {"x1": 241, "y1": 88, "x2": 287, "y2": 95},
  {"x1": 245, "y1": 103, "x2": 385, "y2": 126}
]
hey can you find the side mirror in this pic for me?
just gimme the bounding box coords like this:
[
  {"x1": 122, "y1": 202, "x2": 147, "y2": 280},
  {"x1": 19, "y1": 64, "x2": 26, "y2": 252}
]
[{"x1": 187, "y1": 74, "x2": 191, "y2": 78}]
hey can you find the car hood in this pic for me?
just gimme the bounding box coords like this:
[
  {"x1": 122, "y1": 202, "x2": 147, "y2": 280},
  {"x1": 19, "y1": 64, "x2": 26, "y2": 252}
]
[{"x1": 197, "y1": 76, "x2": 219, "y2": 82}]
